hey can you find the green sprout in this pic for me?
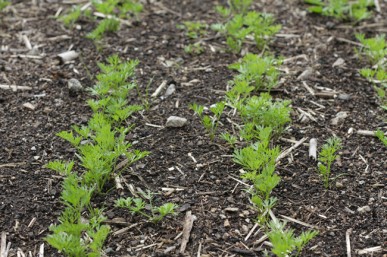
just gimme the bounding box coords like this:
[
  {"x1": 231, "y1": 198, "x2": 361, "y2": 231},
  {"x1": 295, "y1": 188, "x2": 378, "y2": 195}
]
[
  {"x1": 305, "y1": 0, "x2": 374, "y2": 21},
  {"x1": 267, "y1": 219, "x2": 318, "y2": 257},
  {"x1": 58, "y1": 0, "x2": 143, "y2": 42},
  {"x1": 177, "y1": 21, "x2": 207, "y2": 39},
  {"x1": 356, "y1": 34, "x2": 387, "y2": 67},
  {"x1": 318, "y1": 137, "x2": 342, "y2": 188},
  {"x1": 238, "y1": 93, "x2": 291, "y2": 138},
  {"x1": 228, "y1": 54, "x2": 282, "y2": 91},
  {"x1": 115, "y1": 191, "x2": 177, "y2": 223},
  {"x1": 375, "y1": 130, "x2": 387, "y2": 147},
  {"x1": 184, "y1": 42, "x2": 204, "y2": 55},
  {"x1": 360, "y1": 68, "x2": 387, "y2": 110},
  {"x1": 190, "y1": 102, "x2": 226, "y2": 141},
  {"x1": 0, "y1": 0, "x2": 10, "y2": 11},
  {"x1": 45, "y1": 55, "x2": 150, "y2": 256}
]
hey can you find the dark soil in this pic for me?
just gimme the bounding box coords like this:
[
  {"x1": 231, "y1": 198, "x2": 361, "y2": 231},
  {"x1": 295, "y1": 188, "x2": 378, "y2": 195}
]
[{"x1": 0, "y1": 0, "x2": 386, "y2": 256}]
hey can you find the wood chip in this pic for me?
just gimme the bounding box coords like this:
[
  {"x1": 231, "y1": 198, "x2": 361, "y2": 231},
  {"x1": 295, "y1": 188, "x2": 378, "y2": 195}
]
[
  {"x1": 309, "y1": 138, "x2": 317, "y2": 160},
  {"x1": 346, "y1": 228, "x2": 352, "y2": 257},
  {"x1": 180, "y1": 211, "x2": 197, "y2": 254},
  {"x1": 276, "y1": 137, "x2": 308, "y2": 162},
  {"x1": 151, "y1": 80, "x2": 167, "y2": 97}
]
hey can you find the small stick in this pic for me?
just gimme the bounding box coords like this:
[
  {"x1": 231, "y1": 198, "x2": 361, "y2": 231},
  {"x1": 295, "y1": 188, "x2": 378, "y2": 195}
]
[
  {"x1": 276, "y1": 137, "x2": 308, "y2": 162},
  {"x1": 187, "y1": 152, "x2": 197, "y2": 163},
  {"x1": 144, "y1": 123, "x2": 163, "y2": 128},
  {"x1": 283, "y1": 54, "x2": 308, "y2": 64},
  {"x1": 10, "y1": 54, "x2": 43, "y2": 59},
  {"x1": 151, "y1": 80, "x2": 167, "y2": 97},
  {"x1": 374, "y1": 0, "x2": 381, "y2": 12},
  {"x1": 22, "y1": 35, "x2": 32, "y2": 50},
  {"x1": 357, "y1": 130, "x2": 386, "y2": 136},
  {"x1": 309, "y1": 138, "x2": 317, "y2": 160},
  {"x1": 336, "y1": 37, "x2": 363, "y2": 47},
  {"x1": 356, "y1": 246, "x2": 382, "y2": 255},
  {"x1": 244, "y1": 223, "x2": 259, "y2": 241},
  {"x1": 197, "y1": 242, "x2": 202, "y2": 257},
  {"x1": 38, "y1": 244, "x2": 44, "y2": 257},
  {"x1": 315, "y1": 92, "x2": 337, "y2": 98},
  {"x1": 27, "y1": 218, "x2": 36, "y2": 228},
  {"x1": 279, "y1": 215, "x2": 319, "y2": 229},
  {"x1": 255, "y1": 234, "x2": 268, "y2": 245},
  {"x1": 346, "y1": 228, "x2": 352, "y2": 257},
  {"x1": 180, "y1": 211, "x2": 197, "y2": 254},
  {"x1": 302, "y1": 81, "x2": 315, "y2": 95},
  {"x1": 1, "y1": 232, "x2": 6, "y2": 257},
  {"x1": 0, "y1": 85, "x2": 32, "y2": 91}
]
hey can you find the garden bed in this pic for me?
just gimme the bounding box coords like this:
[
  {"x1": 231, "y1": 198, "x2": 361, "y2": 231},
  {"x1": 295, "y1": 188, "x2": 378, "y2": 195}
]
[{"x1": 0, "y1": 0, "x2": 386, "y2": 256}]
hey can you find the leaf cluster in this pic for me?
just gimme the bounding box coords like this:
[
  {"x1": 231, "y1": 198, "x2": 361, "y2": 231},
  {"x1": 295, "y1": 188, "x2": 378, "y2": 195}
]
[
  {"x1": 228, "y1": 54, "x2": 282, "y2": 91},
  {"x1": 115, "y1": 190, "x2": 177, "y2": 223},
  {"x1": 0, "y1": 0, "x2": 9, "y2": 11},
  {"x1": 318, "y1": 137, "x2": 342, "y2": 188},
  {"x1": 305, "y1": 0, "x2": 374, "y2": 21},
  {"x1": 215, "y1": 0, "x2": 252, "y2": 17},
  {"x1": 214, "y1": 0, "x2": 280, "y2": 52},
  {"x1": 177, "y1": 21, "x2": 207, "y2": 39},
  {"x1": 357, "y1": 34, "x2": 387, "y2": 111},
  {"x1": 184, "y1": 42, "x2": 204, "y2": 55},
  {"x1": 238, "y1": 93, "x2": 291, "y2": 138},
  {"x1": 267, "y1": 219, "x2": 318, "y2": 257},
  {"x1": 190, "y1": 102, "x2": 226, "y2": 141},
  {"x1": 356, "y1": 33, "x2": 387, "y2": 67},
  {"x1": 375, "y1": 130, "x2": 387, "y2": 147},
  {"x1": 45, "y1": 56, "x2": 149, "y2": 256},
  {"x1": 58, "y1": 0, "x2": 143, "y2": 41}
]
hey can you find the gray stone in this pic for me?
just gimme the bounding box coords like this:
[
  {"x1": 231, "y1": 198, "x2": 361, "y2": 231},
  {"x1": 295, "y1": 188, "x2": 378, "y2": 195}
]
[
  {"x1": 165, "y1": 116, "x2": 187, "y2": 127},
  {"x1": 68, "y1": 78, "x2": 83, "y2": 94},
  {"x1": 164, "y1": 84, "x2": 176, "y2": 98},
  {"x1": 357, "y1": 205, "x2": 371, "y2": 213},
  {"x1": 331, "y1": 111, "x2": 348, "y2": 125}
]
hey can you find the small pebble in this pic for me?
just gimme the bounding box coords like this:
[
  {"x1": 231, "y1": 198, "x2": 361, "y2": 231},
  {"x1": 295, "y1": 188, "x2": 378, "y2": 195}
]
[
  {"x1": 357, "y1": 205, "x2": 371, "y2": 213},
  {"x1": 338, "y1": 94, "x2": 352, "y2": 100},
  {"x1": 335, "y1": 181, "x2": 344, "y2": 188},
  {"x1": 331, "y1": 111, "x2": 348, "y2": 125},
  {"x1": 68, "y1": 78, "x2": 83, "y2": 95},
  {"x1": 165, "y1": 116, "x2": 187, "y2": 127},
  {"x1": 164, "y1": 84, "x2": 176, "y2": 98}
]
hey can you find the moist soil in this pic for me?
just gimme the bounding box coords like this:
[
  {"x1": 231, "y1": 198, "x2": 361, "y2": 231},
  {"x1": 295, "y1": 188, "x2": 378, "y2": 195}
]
[{"x1": 0, "y1": 1, "x2": 386, "y2": 256}]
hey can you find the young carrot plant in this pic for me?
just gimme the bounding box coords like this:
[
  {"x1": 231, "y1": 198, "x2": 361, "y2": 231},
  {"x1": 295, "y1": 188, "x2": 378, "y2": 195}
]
[
  {"x1": 177, "y1": 21, "x2": 207, "y2": 39},
  {"x1": 45, "y1": 55, "x2": 149, "y2": 256},
  {"x1": 115, "y1": 190, "x2": 177, "y2": 223},
  {"x1": 58, "y1": 0, "x2": 143, "y2": 41},
  {"x1": 218, "y1": 12, "x2": 281, "y2": 52},
  {"x1": 233, "y1": 127, "x2": 280, "y2": 222},
  {"x1": 215, "y1": 0, "x2": 252, "y2": 17},
  {"x1": 0, "y1": 0, "x2": 10, "y2": 11},
  {"x1": 190, "y1": 102, "x2": 226, "y2": 141},
  {"x1": 213, "y1": 1, "x2": 281, "y2": 52},
  {"x1": 318, "y1": 137, "x2": 342, "y2": 188},
  {"x1": 184, "y1": 42, "x2": 205, "y2": 55},
  {"x1": 305, "y1": 0, "x2": 374, "y2": 21},
  {"x1": 267, "y1": 219, "x2": 318, "y2": 257},
  {"x1": 356, "y1": 34, "x2": 387, "y2": 67},
  {"x1": 360, "y1": 68, "x2": 387, "y2": 110},
  {"x1": 228, "y1": 54, "x2": 282, "y2": 91},
  {"x1": 238, "y1": 93, "x2": 291, "y2": 138},
  {"x1": 375, "y1": 130, "x2": 387, "y2": 147}
]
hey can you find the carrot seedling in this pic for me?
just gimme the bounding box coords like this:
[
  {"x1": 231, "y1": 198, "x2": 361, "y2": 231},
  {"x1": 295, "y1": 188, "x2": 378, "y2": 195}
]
[{"x1": 318, "y1": 137, "x2": 342, "y2": 188}]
